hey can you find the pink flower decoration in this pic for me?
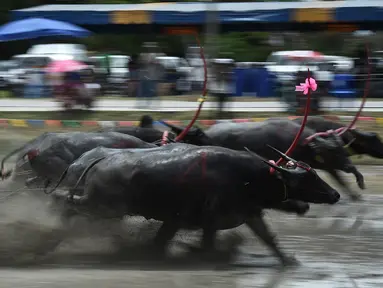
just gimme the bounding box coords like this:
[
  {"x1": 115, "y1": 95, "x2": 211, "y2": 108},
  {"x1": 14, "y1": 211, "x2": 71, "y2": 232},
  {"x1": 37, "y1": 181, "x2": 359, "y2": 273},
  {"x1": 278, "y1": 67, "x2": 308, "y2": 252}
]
[{"x1": 295, "y1": 77, "x2": 318, "y2": 95}]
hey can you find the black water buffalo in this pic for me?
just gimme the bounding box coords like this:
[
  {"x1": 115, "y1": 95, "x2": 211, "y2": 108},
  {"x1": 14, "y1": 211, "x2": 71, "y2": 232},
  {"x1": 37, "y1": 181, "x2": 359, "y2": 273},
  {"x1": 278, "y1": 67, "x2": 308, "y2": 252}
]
[
  {"x1": 160, "y1": 119, "x2": 364, "y2": 200},
  {"x1": 1, "y1": 132, "x2": 76, "y2": 182},
  {"x1": 11, "y1": 132, "x2": 156, "y2": 188},
  {"x1": 292, "y1": 116, "x2": 383, "y2": 159},
  {"x1": 48, "y1": 145, "x2": 309, "y2": 217},
  {"x1": 69, "y1": 144, "x2": 339, "y2": 266}
]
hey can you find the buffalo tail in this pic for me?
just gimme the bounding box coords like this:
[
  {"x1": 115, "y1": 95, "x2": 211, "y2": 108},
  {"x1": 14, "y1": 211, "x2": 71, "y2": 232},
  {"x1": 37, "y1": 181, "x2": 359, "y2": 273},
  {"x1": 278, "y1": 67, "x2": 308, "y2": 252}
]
[{"x1": 0, "y1": 143, "x2": 33, "y2": 179}]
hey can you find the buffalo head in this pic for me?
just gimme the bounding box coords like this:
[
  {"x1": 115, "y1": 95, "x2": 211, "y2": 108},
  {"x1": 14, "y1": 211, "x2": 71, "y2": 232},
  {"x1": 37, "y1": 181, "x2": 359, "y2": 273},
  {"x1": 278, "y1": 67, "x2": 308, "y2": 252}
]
[
  {"x1": 346, "y1": 130, "x2": 383, "y2": 158},
  {"x1": 304, "y1": 133, "x2": 355, "y2": 173},
  {"x1": 159, "y1": 121, "x2": 212, "y2": 145},
  {"x1": 246, "y1": 146, "x2": 340, "y2": 205}
]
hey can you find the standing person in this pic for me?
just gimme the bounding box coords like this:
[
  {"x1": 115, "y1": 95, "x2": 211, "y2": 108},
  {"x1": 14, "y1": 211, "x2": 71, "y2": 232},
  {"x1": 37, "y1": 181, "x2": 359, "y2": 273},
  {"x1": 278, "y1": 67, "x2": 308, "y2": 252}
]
[
  {"x1": 354, "y1": 45, "x2": 369, "y2": 98},
  {"x1": 128, "y1": 54, "x2": 139, "y2": 98},
  {"x1": 186, "y1": 46, "x2": 204, "y2": 94},
  {"x1": 100, "y1": 51, "x2": 110, "y2": 96},
  {"x1": 209, "y1": 60, "x2": 234, "y2": 119},
  {"x1": 138, "y1": 42, "x2": 159, "y2": 108}
]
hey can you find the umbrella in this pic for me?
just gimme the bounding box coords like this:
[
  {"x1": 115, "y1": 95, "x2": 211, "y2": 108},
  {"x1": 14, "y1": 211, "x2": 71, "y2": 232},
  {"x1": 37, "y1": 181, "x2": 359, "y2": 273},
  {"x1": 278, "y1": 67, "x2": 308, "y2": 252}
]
[
  {"x1": 47, "y1": 60, "x2": 88, "y2": 73},
  {"x1": 0, "y1": 18, "x2": 91, "y2": 41}
]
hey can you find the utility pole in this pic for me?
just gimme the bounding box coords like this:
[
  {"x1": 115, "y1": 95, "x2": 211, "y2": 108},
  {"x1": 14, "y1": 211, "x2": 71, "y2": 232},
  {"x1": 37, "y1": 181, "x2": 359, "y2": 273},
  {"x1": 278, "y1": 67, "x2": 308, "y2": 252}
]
[{"x1": 204, "y1": 0, "x2": 219, "y2": 73}]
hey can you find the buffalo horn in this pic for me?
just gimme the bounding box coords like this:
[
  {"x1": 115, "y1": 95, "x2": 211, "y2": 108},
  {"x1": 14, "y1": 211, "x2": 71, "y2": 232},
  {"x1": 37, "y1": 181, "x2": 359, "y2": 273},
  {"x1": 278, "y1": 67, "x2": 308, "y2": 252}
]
[
  {"x1": 244, "y1": 147, "x2": 286, "y2": 173},
  {"x1": 344, "y1": 138, "x2": 356, "y2": 148},
  {"x1": 266, "y1": 145, "x2": 297, "y2": 163}
]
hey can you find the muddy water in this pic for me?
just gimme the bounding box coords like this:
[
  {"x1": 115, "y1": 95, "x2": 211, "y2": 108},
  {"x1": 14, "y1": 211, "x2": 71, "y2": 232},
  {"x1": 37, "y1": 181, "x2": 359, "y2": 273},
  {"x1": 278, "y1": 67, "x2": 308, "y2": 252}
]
[{"x1": 0, "y1": 130, "x2": 382, "y2": 287}]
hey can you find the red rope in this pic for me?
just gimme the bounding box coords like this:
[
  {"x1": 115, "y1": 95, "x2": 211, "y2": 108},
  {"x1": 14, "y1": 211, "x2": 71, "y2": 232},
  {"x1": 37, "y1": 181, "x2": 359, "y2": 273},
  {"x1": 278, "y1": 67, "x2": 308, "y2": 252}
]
[
  {"x1": 175, "y1": 33, "x2": 207, "y2": 142},
  {"x1": 337, "y1": 43, "x2": 371, "y2": 136},
  {"x1": 275, "y1": 69, "x2": 312, "y2": 166}
]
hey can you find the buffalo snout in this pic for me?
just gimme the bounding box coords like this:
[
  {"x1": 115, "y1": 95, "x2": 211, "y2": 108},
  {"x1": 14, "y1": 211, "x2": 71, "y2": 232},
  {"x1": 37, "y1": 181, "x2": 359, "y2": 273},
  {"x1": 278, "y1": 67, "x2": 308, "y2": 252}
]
[
  {"x1": 305, "y1": 176, "x2": 341, "y2": 204},
  {"x1": 327, "y1": 189, "x2": 341, "y2": 204}
]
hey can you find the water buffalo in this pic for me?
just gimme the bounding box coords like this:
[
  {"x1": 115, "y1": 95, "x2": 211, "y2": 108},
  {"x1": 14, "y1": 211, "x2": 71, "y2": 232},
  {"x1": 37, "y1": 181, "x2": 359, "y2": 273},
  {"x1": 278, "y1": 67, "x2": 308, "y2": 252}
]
[
  {"x1": 292, "y1": 116, "x2": 383, "y2": 159},
  {"x1": 1, "y1": 132, "x2": 76, "y2": 182},
  {"x1": 160, "y1": 119, "x2": 364, "y2": 200},
  {"x1": 68, "y1": 144, "x2": 339, "y2": 266},
  {"x1": 47, "y1": 145, "x2": 310, "y2": 218},
  {"x1": 17, "y1": 132, "x2": 156, "y2": 189}
]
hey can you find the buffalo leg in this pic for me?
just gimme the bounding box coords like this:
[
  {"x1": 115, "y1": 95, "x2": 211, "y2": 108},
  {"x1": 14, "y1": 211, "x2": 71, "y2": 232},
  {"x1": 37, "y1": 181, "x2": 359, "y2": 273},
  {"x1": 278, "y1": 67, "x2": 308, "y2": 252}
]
[
  {"x1": 32, "y1": 202, "x2": 74, "y2": 258},
  {"x1": 201, "y1": 224, "x2": 241, "y2": 261},
  {"x1": 328, "y1": 170, "x2": 362, "y2": 201},
  {"x1": 200, "y1": 211, "x2": 217, "y2": 251},
  {"x1": 152, "y1": 220, "x2": 179, "y2": 255},
  {"x1": 246, "y1": 215, "x2": 299, "y2": 267},
  {"x1": 201, "y1": 225, "x2": 216, "y2": 251},
  {"x1": 348, "y1": 166, "x2": 365, "y2": 190}
]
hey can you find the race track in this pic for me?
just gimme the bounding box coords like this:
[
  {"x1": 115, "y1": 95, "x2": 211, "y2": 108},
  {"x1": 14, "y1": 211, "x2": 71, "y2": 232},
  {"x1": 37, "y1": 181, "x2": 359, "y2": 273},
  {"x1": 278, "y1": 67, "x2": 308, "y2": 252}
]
[{"x1": 0, "y1": 132, "x2": 382, "y2": 287}]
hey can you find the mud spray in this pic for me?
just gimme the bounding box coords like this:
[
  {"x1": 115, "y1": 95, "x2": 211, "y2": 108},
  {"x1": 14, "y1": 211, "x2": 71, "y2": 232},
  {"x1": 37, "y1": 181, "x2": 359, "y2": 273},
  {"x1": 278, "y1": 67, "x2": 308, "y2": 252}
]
[
  {"x1": 0, "y1": 183, "x2": 244, "y2": 265},
  {"x1": 0, "y1": 129, "x2": 245, "y2": 265}
]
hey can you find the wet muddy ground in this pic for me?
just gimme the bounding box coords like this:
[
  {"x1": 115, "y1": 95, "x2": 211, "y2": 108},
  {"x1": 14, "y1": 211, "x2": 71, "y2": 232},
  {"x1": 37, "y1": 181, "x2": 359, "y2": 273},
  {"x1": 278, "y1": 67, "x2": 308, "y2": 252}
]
[{"x1": 0, "y1": 130, "x2": 383, "y2": 287}]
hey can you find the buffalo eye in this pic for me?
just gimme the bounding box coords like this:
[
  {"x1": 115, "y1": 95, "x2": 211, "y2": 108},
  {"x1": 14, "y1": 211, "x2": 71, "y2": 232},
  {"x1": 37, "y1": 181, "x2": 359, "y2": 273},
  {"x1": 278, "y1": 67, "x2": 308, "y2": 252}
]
[{"x1": 315, "y1": 155, "x2": 324, "y2": 163}]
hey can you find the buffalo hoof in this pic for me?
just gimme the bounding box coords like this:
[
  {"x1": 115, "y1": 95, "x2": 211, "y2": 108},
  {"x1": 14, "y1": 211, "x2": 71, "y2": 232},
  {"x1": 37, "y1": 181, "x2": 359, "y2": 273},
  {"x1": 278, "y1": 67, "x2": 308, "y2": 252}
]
[
  {"x1": 296, "y1": 203, "x2": 310, "y2": 216},
  {"x1": 0, "y1": 170, "x2": 11, "y2": 180},
  {"x1": 281, "y1": 255, "x2": 300, "y2": 267},
  {"x1": 357, "y1": 180, "x2": 366, "y2": 190}
]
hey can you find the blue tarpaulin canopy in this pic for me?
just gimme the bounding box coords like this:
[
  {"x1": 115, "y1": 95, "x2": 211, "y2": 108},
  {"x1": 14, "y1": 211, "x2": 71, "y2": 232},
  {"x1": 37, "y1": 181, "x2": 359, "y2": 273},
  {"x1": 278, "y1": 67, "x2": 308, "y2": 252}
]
[
  {"x1": 10, "y1": 2, "x2": 383, "y2": 33},
  {"x1": 0, "y1": 17, "x2": 91, "y2": 41}
]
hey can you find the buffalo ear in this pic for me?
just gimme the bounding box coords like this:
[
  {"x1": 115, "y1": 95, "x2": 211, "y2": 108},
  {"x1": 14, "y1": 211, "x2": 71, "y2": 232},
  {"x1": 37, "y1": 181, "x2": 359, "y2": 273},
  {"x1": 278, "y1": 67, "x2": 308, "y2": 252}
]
[
  {"x1": 344, "y1": 138, "x2": 356, "y2": 148},
  {"x1": 158, "y1": 120, "x2": 184, "y2": 134},
  {"x1": 307, "y1": 138, "x2": 321, "y2": 153},
  {"x1": 324, "y1": 133, "x2": 345, "y2": 146}
]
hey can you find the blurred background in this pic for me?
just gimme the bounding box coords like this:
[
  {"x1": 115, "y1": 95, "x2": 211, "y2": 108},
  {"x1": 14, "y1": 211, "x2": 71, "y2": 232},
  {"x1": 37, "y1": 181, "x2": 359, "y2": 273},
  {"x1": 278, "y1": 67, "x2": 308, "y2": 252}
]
[{"x1": 0, "y1": 0, "x2": 378, "y2": 117}]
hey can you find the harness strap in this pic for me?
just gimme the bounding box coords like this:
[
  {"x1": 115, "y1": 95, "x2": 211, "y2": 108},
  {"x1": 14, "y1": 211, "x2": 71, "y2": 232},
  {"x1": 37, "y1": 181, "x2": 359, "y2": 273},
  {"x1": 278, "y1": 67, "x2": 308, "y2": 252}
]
[
  {"x1": 267, "y1": 160, "x2": 289, "y2": 201},
  {"x1": 161, "y1": 131, "x2": 169, "y2": 146},
  {"x1": 268, "y1": 160, "x2": 276, "y2": 174}
]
